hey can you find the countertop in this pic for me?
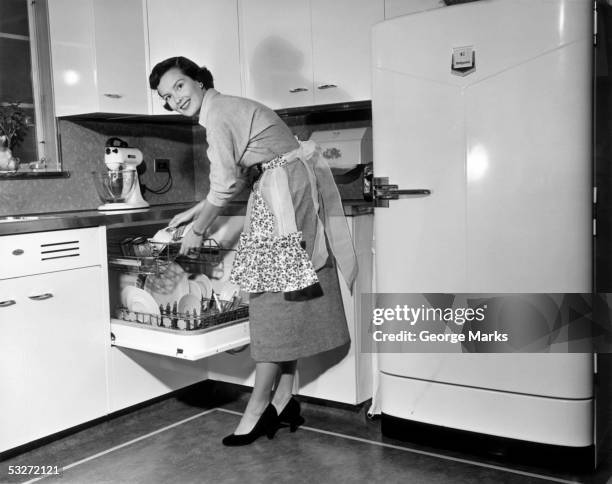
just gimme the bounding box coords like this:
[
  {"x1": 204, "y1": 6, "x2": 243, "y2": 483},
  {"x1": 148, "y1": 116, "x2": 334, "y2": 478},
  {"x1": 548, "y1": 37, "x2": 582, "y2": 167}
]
[{"x1": 0, "y1": 200, "x2": 374, "y2": 236}]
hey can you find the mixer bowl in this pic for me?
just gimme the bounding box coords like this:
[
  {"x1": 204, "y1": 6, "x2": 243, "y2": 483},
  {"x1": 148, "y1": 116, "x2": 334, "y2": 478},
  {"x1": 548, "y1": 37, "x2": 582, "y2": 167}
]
[{"x1": 92, "y1": 170, "x2": 137, "y2": 204}]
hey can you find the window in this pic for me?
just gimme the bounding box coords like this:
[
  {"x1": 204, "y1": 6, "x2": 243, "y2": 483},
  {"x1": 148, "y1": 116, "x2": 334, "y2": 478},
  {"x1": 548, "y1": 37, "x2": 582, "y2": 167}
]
[{"x1": 0, "y1": 0, "x2": 59, "y2": 172}]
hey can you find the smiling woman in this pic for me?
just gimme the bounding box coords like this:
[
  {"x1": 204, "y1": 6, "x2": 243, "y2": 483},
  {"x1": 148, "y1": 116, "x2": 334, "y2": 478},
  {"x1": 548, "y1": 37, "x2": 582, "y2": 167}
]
[{"x1": 0, "y1": 0, "x2": 60, "y2": 174}]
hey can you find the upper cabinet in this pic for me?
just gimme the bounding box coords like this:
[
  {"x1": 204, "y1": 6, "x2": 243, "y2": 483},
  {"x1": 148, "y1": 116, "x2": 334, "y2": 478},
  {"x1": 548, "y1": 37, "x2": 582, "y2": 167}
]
[
  {"x1": 48, "y1": 0, "x2": 150, "y2": 116},
  {"x1": 384, "y1": 0, "x2": 444, "y2": 19},
  {"x1": 311, "y1": 0, "x2": 384, "y2": 106},
  {"x1": 48, "y1": 0, "x2": 388, "y2": 116},
  {"x1": 238, "y1": 0, "x2": 313, "y2": 109},
  {"x1": 239, "y1": 0, "x2": 383, "y2": 109},
  {"x1": 146, "y1": 0, "x2": 242, "y2": 115}
]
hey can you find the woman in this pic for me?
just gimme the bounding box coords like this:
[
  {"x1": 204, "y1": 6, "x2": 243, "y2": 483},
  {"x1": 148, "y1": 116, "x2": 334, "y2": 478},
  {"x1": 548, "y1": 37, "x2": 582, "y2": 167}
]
[{"x1": 149, "y1": 57, "x2": 357, "y2": 446}]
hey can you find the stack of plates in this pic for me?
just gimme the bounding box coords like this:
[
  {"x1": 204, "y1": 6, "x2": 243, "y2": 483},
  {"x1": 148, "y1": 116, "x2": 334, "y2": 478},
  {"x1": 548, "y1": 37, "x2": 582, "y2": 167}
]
[
  {"x1": 190, "y1": 274, "x2": 213, "y2": 300},
  {"x1": 121, "y1": 286, "x2": 160, "y2": 316},
  {"x1": 143, "y1": 262, "x2": 190, "y2": 307}
]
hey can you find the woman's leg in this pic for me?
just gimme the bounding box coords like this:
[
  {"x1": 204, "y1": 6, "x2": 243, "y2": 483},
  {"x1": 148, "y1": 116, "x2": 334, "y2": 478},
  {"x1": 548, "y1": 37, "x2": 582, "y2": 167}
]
[
  {"x1": 271, "y1": 360, "x2": 297, "y2": 413},
  {"x1": 233, "y1": 361, "x2": 279, "y2": 435}
]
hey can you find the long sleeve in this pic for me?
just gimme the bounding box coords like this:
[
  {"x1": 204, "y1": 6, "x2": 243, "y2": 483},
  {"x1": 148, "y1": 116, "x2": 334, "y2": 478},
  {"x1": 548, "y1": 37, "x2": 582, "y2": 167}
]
[{"x1": 205, "y1": 118, "x2": 249, "y2": 207}]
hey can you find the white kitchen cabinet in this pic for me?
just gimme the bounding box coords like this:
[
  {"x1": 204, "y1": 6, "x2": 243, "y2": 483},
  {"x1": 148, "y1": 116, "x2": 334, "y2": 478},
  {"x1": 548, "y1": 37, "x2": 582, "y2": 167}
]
[
  {"x1": 0, "y1": 227, "x2": 109, "y2": 453},
  {"x1": 296, "y1": 213, "x2": 374, "y2": 404},
  {"x1": 238, "y1": 0, "x2": 313, "y2": 109},
  {"x1": 48, "y1": 0, "x2": 150, "y2": 116},
  {"x1": 206, "y1": 214, "x2": 374, "y2": 405},
  {"x1": 311, "y1": 0, "x2": 384, "y2": 106},
  {"x1": 239, "y1": 0, "x2": 383, "y2": 109},
  {"x1": 146, "y1": 0, "x2": 242, "y2": 115},
  {"x1": 384, "y1": 0, "x2": 444, "y2": 19}
]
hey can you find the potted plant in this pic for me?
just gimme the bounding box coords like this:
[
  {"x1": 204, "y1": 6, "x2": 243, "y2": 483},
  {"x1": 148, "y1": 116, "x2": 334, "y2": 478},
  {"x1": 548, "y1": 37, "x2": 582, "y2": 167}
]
[{"x1": 0, "y1": 102, "x2": 30, "y2": 172}]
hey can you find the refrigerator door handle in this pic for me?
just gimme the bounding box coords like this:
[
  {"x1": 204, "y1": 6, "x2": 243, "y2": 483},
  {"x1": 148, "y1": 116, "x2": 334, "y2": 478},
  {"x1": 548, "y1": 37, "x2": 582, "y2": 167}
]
[{"x1": 372, "y1": 177, "x2": 431, "y2": 207}]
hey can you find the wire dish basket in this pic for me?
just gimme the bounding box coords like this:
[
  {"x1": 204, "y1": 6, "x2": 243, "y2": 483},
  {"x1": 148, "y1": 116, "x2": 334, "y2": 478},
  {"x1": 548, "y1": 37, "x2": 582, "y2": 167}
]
[
  {"x1": 116, "y1": 300, "x2": 249, "y2": 332},
  {"x1": 108, "y1": 237, "x2": 232, "y2": 275}
]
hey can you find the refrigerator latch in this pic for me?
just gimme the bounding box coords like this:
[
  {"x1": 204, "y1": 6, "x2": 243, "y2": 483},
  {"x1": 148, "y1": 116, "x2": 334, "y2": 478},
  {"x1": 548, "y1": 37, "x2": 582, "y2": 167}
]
[{"x1": 371, "y1": 177, "x2": 431, "y2": 208}]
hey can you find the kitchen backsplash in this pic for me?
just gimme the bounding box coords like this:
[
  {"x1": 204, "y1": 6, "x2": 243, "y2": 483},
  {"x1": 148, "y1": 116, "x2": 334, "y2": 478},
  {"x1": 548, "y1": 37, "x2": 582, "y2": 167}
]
[{"x1": 0, "y1": 113, "x2": 371, "y2": 217}]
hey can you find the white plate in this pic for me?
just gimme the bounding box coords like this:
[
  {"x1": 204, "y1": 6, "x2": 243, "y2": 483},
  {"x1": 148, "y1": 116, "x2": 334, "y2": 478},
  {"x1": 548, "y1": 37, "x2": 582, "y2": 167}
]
[
  {"x1": 178, "y1": 294, "x2": 201, "y2": 315},
  {"x1": 150, "y1": 227, "x2": 174, "y2": 244},
  {"x1": 188, "y1": 279, "x2": 203, "y2": 301},
  {"x1": 150, "y1": 222, "x2": 195, "y2": 244},
  {"x1": 121, "y1": 286, "x2": 160, "y2": 316},
  {"x1": 192, "y1": 274, "x2": 213, "y2": 300},
  {"x1": 144, "y1": 262, "x2": 189, "y2": 307}
]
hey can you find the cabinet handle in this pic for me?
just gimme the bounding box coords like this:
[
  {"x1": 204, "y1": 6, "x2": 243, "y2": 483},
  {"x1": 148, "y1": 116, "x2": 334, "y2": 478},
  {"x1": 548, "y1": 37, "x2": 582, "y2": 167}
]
[
  {"x1": 0, "y1": 300, "x2": 16, "y2": 307},
  {"x1": 317, "y1": 84, "x2": 338, "y2": 90},
  {"x1": 103, "y1": 93, "x2": 123, "y2": 99},
  {"x1": 289, "y1": 87, "x2": 309, "y2": 93},
  {"x1": 28, "y1": 293, "x2": 54, "y2": 301}
]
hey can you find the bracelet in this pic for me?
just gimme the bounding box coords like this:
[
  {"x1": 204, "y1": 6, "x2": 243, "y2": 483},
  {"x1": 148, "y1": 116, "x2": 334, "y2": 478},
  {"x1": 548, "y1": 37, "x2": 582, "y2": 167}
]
[{"x1": 192, "y1": 227, "x2": 205, "y2": 237}]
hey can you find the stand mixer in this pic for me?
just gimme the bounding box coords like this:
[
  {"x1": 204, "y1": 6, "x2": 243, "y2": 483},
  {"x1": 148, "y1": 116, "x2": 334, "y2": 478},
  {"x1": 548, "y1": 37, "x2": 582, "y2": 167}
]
[{"x1": 94, "y1": 137, "x2": 150, "y2": 210}]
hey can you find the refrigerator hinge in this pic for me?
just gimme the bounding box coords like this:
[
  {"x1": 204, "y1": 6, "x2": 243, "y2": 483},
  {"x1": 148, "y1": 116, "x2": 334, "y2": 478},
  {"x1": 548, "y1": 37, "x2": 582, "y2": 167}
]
[
  {"x1": 593, "y1": 186, "x2": 598, "y2": 236},
  {"x1": 594, "y1": 1, "x2": 598, "y2": 46},
  {"x1": 370, "y1": 176, "x2": 432, "y2": 208}
]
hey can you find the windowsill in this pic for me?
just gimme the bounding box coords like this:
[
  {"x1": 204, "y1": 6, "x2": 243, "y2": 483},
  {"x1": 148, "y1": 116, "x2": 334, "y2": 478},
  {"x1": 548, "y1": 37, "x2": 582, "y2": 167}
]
[{"x1": 0, "y1": 171, "x2": 71, "y2": 180}]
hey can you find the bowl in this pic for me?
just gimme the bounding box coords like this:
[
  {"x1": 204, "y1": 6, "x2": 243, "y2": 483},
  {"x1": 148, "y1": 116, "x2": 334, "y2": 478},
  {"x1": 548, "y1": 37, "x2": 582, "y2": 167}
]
[{"x1": 92, "y1": 170, "x2": 137, "y2": 203}]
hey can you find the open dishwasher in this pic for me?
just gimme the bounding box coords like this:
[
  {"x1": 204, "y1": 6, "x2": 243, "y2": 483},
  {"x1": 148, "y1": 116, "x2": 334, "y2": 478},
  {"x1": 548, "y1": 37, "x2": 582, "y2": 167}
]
[{"x1": 106, "y1": 217, "x2": 249, "y2": 361}]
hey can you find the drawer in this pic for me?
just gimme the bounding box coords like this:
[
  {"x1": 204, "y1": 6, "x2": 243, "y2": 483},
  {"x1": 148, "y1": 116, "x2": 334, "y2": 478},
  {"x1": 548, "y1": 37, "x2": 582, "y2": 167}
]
[
  {"x1": 0, "y1": 227, "x2": 105, "y2": 279},
  {"x1": 110, "y1": 318, "x2": 250, "y2": 361}
]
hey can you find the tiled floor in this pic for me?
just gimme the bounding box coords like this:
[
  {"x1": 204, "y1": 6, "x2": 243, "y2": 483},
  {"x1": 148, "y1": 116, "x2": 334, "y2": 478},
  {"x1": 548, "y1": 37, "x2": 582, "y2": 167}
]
[{"x1": 0, "y1": 382, "x2": 610, "y2": 484}]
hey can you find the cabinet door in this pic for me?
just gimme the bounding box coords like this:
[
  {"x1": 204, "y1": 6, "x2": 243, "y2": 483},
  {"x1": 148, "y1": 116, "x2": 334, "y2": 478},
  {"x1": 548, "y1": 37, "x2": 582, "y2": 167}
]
[
  {"x1": 311, "y1": 0, "x2": 384, "y2": 105},
  {"x1": 49, "y1": 0, "x2": 149, "y2": 115},
  {"x1": 0, "y1": 268, "x2": 108, "y2": 452},
  {"x1": 239, "y1": 0, "x2": 313, "y2": 109},
  {"x1": 93, "y1": 0, "x2": 150, "y2": 113},
  {"x1": 147, "y1": 0, "x2": 242, "y2": 115},
  {"x1": 0, "y1": 287, "x2": 28, "y2": 452},
  {"x1": 48, "y1": 0, "x2": 99, "y2": 116}
]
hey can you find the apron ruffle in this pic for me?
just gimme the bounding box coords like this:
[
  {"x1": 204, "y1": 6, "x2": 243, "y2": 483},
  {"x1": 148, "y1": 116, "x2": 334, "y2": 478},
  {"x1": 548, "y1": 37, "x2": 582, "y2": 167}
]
[{"x1": 230, "y1": 230, "x2": 319, "y2": 292}]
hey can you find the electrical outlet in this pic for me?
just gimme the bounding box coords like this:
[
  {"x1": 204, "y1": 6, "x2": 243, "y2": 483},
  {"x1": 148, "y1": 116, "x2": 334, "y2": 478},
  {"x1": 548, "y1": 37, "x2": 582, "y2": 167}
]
[{"x1": 154, "y1": 158, "x2": 170, "y2": 173}]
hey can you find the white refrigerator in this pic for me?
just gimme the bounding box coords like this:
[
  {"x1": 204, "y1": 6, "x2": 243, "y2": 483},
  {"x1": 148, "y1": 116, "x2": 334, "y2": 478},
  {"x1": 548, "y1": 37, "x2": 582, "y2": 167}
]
[{"x1": 371, "y1": 0, "x2": 595, "y2": 453}]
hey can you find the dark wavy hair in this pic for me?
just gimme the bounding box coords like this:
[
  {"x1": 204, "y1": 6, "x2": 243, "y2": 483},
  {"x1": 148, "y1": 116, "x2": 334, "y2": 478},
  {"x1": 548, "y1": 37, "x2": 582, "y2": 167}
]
[{"x1": 148, "y1": 56, "x2": 214, "y2": 111}]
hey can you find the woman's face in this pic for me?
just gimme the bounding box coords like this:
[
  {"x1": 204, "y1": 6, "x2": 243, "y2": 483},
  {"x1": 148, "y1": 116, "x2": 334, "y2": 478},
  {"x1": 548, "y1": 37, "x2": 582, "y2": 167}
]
[{"x1": 156, "y1": 67, "x2": 205, "y2": 117}]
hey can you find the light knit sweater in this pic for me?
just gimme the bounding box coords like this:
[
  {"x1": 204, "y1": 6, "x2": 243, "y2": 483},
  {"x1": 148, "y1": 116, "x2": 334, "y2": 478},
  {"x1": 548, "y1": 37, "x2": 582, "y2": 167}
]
[{"x1": 198, "y1": 89, "x2": 298, "y2": 207}]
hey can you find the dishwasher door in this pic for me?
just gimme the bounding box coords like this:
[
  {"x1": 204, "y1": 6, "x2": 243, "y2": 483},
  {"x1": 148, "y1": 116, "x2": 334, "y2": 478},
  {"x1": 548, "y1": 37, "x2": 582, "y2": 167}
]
[{"x1": 107, "y1": 216, "x2": 249, "y2": 361}]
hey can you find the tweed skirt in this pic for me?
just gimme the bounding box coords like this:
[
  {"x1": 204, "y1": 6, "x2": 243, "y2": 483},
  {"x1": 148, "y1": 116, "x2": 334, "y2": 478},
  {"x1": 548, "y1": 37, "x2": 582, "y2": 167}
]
[{"x1": 244, "y1": 160, "x2": 350, "y2": 362}]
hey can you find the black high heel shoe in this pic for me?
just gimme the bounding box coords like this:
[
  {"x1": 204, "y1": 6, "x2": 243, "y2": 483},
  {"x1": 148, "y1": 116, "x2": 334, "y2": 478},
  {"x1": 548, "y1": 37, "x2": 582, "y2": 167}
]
[
  {"x1": 222, "y1": 404, "x2": 279, "y2": 446},
  {"x1": 278, "y1": 397, "x2": 305, "y2": 432}
]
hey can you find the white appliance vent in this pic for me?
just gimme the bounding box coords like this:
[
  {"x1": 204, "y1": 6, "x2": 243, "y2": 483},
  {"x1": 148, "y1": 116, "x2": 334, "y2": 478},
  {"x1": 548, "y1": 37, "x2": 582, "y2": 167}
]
[{"x1": 40, "y1": 240, "x2": 80, "y2": 261}]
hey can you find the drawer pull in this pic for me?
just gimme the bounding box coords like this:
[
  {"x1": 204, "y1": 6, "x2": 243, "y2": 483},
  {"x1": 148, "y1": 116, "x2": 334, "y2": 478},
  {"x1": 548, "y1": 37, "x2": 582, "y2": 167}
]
[
  {"x1": 288, "y1": 87, "x2": 309, "y2": 93},
  {"x1": 29, "y1": 293, "x2": 54, "y2": 301},
  {"x1": 103, "y1": 93, "x2": 123, "y2": 99},
  {"x1": 0, "y1": 300, "x2": 16, "y2": 307},
  {"x1": 12, "y1": 249, "x2": 24, "y2": 256},
  {"x1": 317, "y1": 84, "x2": 338, "y2": 90}
]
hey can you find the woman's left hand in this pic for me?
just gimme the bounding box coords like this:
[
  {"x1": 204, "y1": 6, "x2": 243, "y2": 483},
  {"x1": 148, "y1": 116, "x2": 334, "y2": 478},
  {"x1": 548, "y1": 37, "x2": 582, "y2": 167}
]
[{"x1": 179, "y1": 229, "x2": 203, "y2": 256}]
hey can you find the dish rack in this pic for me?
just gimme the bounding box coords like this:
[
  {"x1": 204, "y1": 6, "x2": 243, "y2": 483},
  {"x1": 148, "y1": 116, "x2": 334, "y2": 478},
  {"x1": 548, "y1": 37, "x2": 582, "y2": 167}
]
[
  {"x1": 108, "y1": 235, "x2": 248, "y2": 334},
  {"x1": 115, "y1": 301, "x2": 249, "y2": 332},
  {"x1": 108, "y1": 237, "x2": 231, "y2": 276}
]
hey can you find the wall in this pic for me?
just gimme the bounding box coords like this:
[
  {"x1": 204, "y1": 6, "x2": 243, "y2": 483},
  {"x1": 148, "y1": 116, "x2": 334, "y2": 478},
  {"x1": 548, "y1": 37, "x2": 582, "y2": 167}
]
[
  {"x1": 0, "y1": 119, "x2": 199, "y2": 216},
  {"x1": 0, "y1": 110, "x2": 371, "y2": 217}
]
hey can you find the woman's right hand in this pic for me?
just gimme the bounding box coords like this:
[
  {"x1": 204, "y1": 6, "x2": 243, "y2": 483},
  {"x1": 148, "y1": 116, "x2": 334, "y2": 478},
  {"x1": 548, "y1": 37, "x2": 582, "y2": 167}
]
[{"x1": 169, "y1": 204, "x2": 199, "y2": 228}]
